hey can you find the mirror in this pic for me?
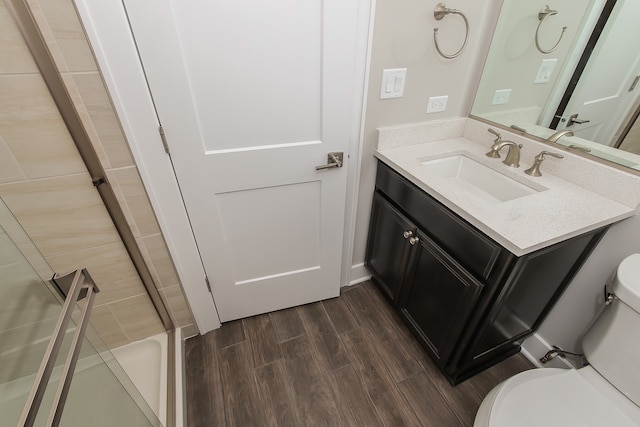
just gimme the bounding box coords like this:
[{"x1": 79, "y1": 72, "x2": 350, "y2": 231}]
[{"x1": 471, "y1": 0, "x2": 640, "y2": 171}]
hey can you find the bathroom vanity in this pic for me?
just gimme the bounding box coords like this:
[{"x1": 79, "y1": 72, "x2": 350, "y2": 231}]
[{"x1": 365, "y1": 118, "x2": 640, "y2": 384}]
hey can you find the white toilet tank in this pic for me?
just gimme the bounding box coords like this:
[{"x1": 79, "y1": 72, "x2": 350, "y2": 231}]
[{"x1": 581, "y1": 253, "x2": 640, "y2": 407}]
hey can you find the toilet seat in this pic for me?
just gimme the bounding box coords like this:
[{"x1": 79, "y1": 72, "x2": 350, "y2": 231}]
[{"x1": 475, "y1": 367, "x2": 640, "y2": 427}]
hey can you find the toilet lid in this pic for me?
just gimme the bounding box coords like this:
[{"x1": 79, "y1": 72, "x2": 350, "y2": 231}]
[{"x1": 490, "y1": 369, "x2": 640, "y2": 427}]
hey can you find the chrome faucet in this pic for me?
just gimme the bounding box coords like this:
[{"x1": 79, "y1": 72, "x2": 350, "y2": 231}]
[
  {"x1": 547, "y1": 129, "x2": 574, "y2": 143},
  {"x1": 485, "y1": 129, "x2": 522, "y2": 168}
]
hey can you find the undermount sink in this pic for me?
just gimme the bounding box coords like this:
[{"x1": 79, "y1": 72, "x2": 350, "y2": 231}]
[{"x1": 421, "y1": 154, "x2": 541, "y2": 203}]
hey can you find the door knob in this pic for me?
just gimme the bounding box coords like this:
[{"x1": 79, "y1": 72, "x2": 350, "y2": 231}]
[
  {"x1": 567, "y1": 113, "x2": 590, "y2": 127},
  {"x1": 315, "y1": 152, "x2": 344, "y2": 170},
  {"x1": 403, "y1": 230, "x2": 413, "y2": 239},
  {"x1": 409, "y1": 237, "x2": 420, "y2": 245}
]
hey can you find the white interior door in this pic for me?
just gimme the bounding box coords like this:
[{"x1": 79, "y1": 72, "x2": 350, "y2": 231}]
[
  {"x1": 558, "y1": 0, "x2": 640, "y2": 145},
  {"x1": 123, "y1": 0, "x2": 365, "y2": 321}
]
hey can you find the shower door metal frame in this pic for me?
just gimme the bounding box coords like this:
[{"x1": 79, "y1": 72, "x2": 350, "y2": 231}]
[
  {"x1": 4, "y1": 0, "x2": 176, "y2": 425},
  {"x1": 19, "y1": 269, "x2": 100, "y2": 427}
]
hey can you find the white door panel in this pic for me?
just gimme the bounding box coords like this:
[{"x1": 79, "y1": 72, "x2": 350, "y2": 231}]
[
  {"x1": 559, "y1": 0, "x2": 640, "y2": 146},
  {"x1": 171, "y1": 1, "x2": 323, "y2": 149},
  {"x1": 123, "y1": 0, "x2": 363, "y2": 321}
]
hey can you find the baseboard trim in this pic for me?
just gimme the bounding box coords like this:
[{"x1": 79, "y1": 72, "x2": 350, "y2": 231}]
[
  {"x1": 344, "y1": 263, "x2": 371, "y2": 287},
  {"x1": 175, "y1": 328, "x2": 187, "y2": 427}
]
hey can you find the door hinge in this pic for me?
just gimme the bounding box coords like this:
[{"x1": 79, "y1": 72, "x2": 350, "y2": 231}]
[
  {"x1": 158, "y1": 125, "x2": 170, "y2": 155},
  {"x1": 205, "y1": 276, "x2": 212, "y2": 293}
]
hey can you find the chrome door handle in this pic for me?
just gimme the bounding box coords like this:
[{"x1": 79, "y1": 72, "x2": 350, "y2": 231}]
[
  {"x1": 403, "y1": 230, "x2": 413, "y2": 239},
  {"x1": 315, "y1": 152, "x2": 344, "y2": 170},
  {"x1": 409, "y1": 236, "x2": 420, "y2": 245},
  {"x1": 567, "y1": 113, "x2": 590, "y2": 126}
]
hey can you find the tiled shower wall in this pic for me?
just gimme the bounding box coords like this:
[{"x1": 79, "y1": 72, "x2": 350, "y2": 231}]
[{"x1": 0, "y1": 0, "x2": 197, "y2": 348}]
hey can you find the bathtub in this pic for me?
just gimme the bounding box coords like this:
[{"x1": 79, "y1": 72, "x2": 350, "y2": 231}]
[
  {"x1": 112, "y1": 333, "x2": 168, "y2": 425},
  {"x1": 0, "y1": 344, "x2": 164, "y2": 426},
  {"x1": 112, "y1": 330, "x2": 186, "y2": 427}
]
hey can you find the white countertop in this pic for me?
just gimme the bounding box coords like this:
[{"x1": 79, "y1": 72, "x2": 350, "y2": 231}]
[{"x1": 375, "y1": 118, "x2": 640, "y2": 256}]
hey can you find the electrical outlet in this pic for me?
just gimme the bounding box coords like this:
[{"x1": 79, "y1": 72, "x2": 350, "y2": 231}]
[
  {"x1": 426, "y1": 95, "x2": 448, "y2": 113},
  {"x1": 492, "y1": 89, "x2": 511, "y2": 105}
]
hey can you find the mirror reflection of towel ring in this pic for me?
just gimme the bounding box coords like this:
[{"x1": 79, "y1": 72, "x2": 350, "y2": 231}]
[
  {"x1": 535, "y1": 5, "x2": 567, "y2": 54},
  {"x1": 433, "y1": 3, "x2": 469, "y2": 59}
]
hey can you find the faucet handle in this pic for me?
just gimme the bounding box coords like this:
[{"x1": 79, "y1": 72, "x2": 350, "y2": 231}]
[
  {"x1": 525, "y1": 150, "x2": 564, "y2": 177},
  {"x1": 486, "y1": 128, "x2": 504, "y2": 159},
  {"x1": 487, "y1": 128, "x2": 502, "y2": 142},
  {"x1": 538, "y1": 151, "x2": 564, "y2": 159},
  {"x1": 536, "y1": 150, "x2": 564, "y2": 160}
]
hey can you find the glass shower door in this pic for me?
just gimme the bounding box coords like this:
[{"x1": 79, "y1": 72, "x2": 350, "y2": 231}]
[{"x1": 0, "y1": 201, "x2": 161, "y2": 426}]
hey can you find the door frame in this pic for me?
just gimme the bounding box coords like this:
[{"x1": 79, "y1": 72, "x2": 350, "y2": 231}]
[
  {"x1": 547, "y1": 0, "x2": 616, "y2": 130},
  {"x1": 76, "y1": 0, "x2": 374, "y2": 333}
]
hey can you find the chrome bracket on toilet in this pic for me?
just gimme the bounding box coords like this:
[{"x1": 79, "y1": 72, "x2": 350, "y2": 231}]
[
  {"x1": 540, "y1": 345, "x2": 589, "y2": 367},
  {"x1": 604, "y1": 285, "x2": 617, "y2": 305}
]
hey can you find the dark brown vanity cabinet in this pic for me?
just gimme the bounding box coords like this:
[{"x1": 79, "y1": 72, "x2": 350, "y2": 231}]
[
  {"x1": 399, "y1": 227, "x2": 484, "y2": 368},
  {"x1": 365, "y1": 193, "x2": 414, "y2": 303},
  {"x1": 366, "y1": 162, "x2": 607, "y2": 384}
]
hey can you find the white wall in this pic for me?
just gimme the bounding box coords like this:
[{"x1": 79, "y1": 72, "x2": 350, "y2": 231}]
[
  {"x1": 351, "y1": 0, "x2": 501, "y2": 277},
  {"x1": 526, "y1": 214, "x2": 640, "y2": 355}
]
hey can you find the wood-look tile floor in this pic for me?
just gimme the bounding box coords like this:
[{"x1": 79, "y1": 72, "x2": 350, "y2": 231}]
[{"x1": 185, "y1": 281, "x2": 534, "y2": 426}]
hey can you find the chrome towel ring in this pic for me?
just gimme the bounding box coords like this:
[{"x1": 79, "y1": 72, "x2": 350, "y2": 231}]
[
  {"x1": 535, "y1": 5, "x2": 567, "y2": 54},
  {"x1": 433, "y1": 3, "x2": 469, "y2": 59}
]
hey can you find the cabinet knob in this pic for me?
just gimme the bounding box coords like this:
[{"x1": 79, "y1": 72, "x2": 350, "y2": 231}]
[
  {"x1": 409, "y1": 237, "x2": 420, "y2": 245},
  {"x1": 403, "y1": 230, "x2": 413, "y2": 239}
]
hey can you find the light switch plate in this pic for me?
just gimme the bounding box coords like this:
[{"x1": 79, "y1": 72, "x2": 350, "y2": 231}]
[
  {"x1": 380, "y1": 68, "x2": 407, "y2": 99},
  {"x1": 426, "y1": 95, "x2": 448, "y2": 113},
  {"x1": 534, "y1": 59, "x2": 558, "y2": 84},
  {"x1": 492, "y1": 89, "x2": 511, "y2": 105}
]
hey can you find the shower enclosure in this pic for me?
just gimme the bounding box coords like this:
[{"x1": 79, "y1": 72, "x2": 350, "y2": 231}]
[{"x1": 0, "y1": 199, "x2": 161, "y2": 426}]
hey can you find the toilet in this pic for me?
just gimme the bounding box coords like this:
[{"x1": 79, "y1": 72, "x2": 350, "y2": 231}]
[{"x1": 474, "y1": 253, "x2": 640, "y2": 426}]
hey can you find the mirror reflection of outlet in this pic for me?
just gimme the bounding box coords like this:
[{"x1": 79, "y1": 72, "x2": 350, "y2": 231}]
[
  {"x1": 426, "y1": 95, "x2": 448, "y2": 113},
  {"x1": 492, "y1": 89, "x2": 511, "y2": 105},
  {"x1": 534, "y1": 59, "x2": 557, "y2": 84}
]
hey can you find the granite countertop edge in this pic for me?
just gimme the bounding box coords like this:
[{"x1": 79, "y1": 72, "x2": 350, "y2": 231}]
[{"x1": 374, "y1": 137, "x2": 637, "y2": 257}]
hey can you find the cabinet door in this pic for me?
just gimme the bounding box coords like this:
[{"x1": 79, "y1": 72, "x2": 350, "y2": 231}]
[
  {"x1": 398, "y1": 232, "x2": 483, "y2": 367},
  {"x1": 375, "y1": 162, "x2": 508, "y2": 284},
  {"x1": 454, "y1": 229, "x2": 605, "y2": 374},
  {"x1": 365, "y1": 192, "x2": 415, "y2": 302}
]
